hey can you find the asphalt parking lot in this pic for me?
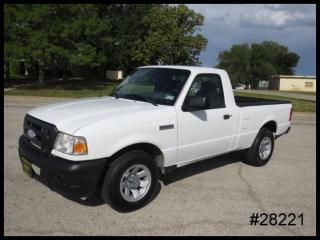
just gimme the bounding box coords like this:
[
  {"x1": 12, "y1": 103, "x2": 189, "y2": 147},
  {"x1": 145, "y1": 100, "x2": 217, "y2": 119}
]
[{"x1": 4, "y1": 96, "x2": 316, "y2": 236}]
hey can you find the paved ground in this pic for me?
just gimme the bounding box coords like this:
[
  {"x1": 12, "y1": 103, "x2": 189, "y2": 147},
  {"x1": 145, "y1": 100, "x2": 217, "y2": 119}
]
[
  {"x1": 4, "y1": 96, "x2": 316, "y2": 236},
  {"x1": 234, "y1": 89, "x2": 316, "y2": 102}
]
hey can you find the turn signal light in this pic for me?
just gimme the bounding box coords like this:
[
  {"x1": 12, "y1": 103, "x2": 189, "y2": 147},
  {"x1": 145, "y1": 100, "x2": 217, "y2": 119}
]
[{"x1": 73, "y1": 138, "x2": 88, "y2": 155}]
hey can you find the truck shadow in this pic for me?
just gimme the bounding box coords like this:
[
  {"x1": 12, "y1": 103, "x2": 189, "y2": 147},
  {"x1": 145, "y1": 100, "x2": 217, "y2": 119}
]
[
  {"x1": 62, "y1": 182, "x2": 162, "y2": 208},
  {"x1": 62, "y1": 150, "x2": 245, "y2": 207}
]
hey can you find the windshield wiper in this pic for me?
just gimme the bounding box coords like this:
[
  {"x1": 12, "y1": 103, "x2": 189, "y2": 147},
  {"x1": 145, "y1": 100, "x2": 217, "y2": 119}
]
[
  {"x1": 113, "y1": 92, "x2": 120, "y2": 99},
  {"x1": 123, "y1": 94, "x2": 158, "y2": 106},
  {"x1": 110, "y1": 84, "x2": 125, "y2": 99},
  {"x1": 110, "y1": 91, "x2": 120, "y2": 99}
]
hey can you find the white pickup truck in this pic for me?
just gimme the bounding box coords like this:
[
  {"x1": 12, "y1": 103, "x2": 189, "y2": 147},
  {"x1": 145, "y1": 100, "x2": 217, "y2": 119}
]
[{"x1": 19, "y1": 66, "x2": 292, "y2": 212}]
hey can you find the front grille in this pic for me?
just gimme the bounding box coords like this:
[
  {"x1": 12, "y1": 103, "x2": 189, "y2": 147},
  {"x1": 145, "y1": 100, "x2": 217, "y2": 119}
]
[{"x1": 23, "y1": 114, "x2": 58, "y2": 154}]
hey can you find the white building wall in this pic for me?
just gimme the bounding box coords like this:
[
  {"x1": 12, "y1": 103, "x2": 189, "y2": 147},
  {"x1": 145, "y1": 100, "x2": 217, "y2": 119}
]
[
  {"x1": 279, "y1": 77, "x2": 316, "y2": 92},
  {"x1": 106, "y1": 70, "x2": 123, "y2": 80}
]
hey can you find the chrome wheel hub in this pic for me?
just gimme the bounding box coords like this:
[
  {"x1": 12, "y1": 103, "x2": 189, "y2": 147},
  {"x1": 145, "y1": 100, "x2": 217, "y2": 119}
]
[
  {"x1": 120, "y1": 164, "x2": 151, "y2": 202},
  {"x1": 259, "y1": 137, "x2": 272, "y2": 160}
]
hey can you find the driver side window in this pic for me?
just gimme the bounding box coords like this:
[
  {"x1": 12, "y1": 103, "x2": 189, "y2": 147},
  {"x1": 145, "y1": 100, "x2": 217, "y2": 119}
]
[{"x1": 185, "y1": 73, "x2": 226, "y2": 109}]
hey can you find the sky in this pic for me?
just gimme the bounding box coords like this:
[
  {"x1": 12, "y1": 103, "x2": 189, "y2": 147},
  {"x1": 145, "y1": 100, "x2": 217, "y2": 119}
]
[{"x1": 186, "y1": 4, "x2": 316, "y2": 76}]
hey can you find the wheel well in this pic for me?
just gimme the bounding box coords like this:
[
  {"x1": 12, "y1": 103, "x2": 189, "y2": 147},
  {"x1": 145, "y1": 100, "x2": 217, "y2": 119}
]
[
  {"x1": 108, "y1": 143, "x2": 164, "y2": 170},
  {"x1": 94, "y1": 143, "x2": 164, "y2": 196},
  {"x1": 261, "y1": 121, "x2": 277, "y2": 133}
]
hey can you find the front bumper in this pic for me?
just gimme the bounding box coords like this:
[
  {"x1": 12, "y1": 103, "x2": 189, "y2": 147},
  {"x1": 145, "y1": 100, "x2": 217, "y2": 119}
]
[{"x1": 18, "y1": 135, "x2": 107, "y2": 197}]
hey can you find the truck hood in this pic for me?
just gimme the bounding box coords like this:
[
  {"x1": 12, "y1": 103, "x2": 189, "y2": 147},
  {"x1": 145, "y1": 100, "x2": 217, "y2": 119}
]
[{"x1": 28, "y1": 96, "x2": 175, "y2": 134}]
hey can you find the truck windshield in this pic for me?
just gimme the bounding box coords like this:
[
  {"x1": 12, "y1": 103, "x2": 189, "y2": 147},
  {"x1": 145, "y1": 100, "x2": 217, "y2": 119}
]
[{"x1": 111, "y1": 68, "x2": 191, "y2": 106}]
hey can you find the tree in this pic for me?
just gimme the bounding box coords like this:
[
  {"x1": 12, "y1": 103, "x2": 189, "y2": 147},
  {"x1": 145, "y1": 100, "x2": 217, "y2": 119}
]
[
  {"x1": 4, "y1": 4, "x2": 208, "y2": 84},
  {"x1": 58, "y1": 4, "x2": 112, "y2": 79},
  {"x1": 4, "y1": 4, "x2": 112, "y2": 85},
  {"x1": 95, "y1": 4, "x2": 157, "y2": 73},
  {"x1": 4, "y1": 4, "x2": 25, "y2": 81},
  {"x1": 98, "y1": 4, "x2": 207, "y2": 71},
  {"x1": 216, "y1": 41, "x2": 300, "y2": 88},
  {"x1": 217, "y1": 43, "x2": 252, "y2": 86},
  {"x1": 130, "y1": 4, "x2": 208, "y2": 66},
  {"x1": 4, "y1": 4, "x2": 68, "y2": 85}
]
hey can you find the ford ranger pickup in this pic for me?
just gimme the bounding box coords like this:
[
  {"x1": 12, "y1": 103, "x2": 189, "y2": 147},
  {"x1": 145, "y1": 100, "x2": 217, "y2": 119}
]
[{"x1": 18, "y1": 66, "x2": 292, "y2": 212}]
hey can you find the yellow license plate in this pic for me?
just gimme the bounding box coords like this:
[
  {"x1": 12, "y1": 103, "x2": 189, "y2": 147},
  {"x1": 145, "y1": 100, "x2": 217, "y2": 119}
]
[{"x1": 20, "y1": 157, "x2": 33, "y2": 177}]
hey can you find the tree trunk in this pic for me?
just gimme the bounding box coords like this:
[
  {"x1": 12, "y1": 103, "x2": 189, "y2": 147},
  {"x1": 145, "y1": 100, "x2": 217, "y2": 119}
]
[
  {"x1": 38, "y1": 60, "x2": 45, "y2": 87},
  {"x1": 102, "y1": 64, "x2": 107, "y2": 80},
  {"x1": 62, "y1": 68, "x2": 68, "y2": 81},
  {"x1": 5, "y1": 61, "x2": 10, "y2": 81}
]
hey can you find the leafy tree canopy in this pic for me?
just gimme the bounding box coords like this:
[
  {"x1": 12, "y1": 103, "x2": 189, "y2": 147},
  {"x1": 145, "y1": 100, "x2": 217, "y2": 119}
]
[
  {"x1": 130, "y1": 4, "x2": 207, "y2": 66},
  {"x1": 4, "y1": 4, "x2": 208, "y2": 84},
  {"x1": 216, "y1": 41, "x2": 299, "y2": 87}
]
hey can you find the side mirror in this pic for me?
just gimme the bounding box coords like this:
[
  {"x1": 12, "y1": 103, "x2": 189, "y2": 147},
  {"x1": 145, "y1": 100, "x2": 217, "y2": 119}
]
[{"x1": 182, "y1": 96, "x2": 207, "y2": 111}]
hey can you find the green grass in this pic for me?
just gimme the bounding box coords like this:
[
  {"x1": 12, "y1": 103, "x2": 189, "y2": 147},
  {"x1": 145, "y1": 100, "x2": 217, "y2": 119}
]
[
  {"x1": 5, "y1": 77, "x2": 119, "y2": 98},
  {"x1": 4, "y1": 81, "x2": 155, "y2": 98},
  {"x1": 234, "y1": 91, "x2": 316, "y2": 112},
  {"x1": 5, "y1": 88, "x2": 116, "y2": 98},
  {"x1": 280, "y1": 90, "x2": 316, "y2": 96}
]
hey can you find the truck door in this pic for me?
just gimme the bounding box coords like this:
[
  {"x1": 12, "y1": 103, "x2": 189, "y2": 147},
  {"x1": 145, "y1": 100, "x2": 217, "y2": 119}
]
[{"x1": 176, "y1": 73, "x2": 236, "y2": 164}]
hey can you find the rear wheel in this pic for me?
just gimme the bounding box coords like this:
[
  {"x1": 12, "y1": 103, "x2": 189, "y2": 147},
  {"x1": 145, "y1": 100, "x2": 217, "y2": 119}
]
[
  {"x1": 243, "y1": 128, "x2": 274, "y2": 166},
  {"x1": 101, "y1": 150, "x2": 159, "y2": 212}
]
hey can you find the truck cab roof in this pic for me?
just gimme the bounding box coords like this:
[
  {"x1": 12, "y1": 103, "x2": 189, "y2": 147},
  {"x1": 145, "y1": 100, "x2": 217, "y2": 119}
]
[{"x1": 139, "y1": 65, "x2": 226, "y2": 74}]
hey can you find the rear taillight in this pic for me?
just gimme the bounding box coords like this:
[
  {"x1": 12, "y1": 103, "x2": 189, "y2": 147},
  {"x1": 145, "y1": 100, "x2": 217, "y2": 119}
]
[{"x1": 289, "y1": 107, "x2": 293, "y2": 121}]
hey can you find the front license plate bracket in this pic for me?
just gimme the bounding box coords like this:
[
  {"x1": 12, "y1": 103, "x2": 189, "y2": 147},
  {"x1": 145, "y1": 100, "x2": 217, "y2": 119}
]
[{"x1": 20, "y1": 157, "x2": 33, "y2": 177}]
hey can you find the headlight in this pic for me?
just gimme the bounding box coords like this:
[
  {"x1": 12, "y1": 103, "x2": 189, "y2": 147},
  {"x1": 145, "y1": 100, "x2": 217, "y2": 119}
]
[{"x1": 54, "y1": 132, "x2": 88, "y2": 155}]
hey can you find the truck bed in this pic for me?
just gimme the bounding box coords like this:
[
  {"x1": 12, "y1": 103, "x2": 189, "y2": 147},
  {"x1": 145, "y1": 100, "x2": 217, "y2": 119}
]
[{"x1": 235, "y1": 96, "x2": 291, "y2": 107}]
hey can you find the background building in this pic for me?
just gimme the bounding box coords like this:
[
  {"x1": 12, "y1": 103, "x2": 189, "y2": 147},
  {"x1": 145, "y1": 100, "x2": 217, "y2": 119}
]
[
  {"x1": 257, "y1": 80, "x2": 270, "y2": 89},
  {"x1": 269, "y1": 75, "x2": 316, "y2": 92}
]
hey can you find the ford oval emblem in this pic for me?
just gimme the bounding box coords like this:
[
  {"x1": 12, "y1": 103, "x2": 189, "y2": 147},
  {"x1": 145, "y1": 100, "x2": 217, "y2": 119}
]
[{"x1": 27, "y1": 129, "x2": 36, "y2": 139}]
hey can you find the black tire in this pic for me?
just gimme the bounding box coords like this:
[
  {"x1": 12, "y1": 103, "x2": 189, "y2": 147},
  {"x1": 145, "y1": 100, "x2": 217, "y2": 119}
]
[
  {"x1": 101, "y1": 150, "x2": 159, "y2": 212},
  {"x1": 243, "y1": 128, "x2": 275, "y2": 167}
]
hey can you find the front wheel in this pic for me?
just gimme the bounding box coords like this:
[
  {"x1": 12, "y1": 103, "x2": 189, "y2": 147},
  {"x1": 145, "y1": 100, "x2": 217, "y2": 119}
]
[
  {"x1": 243, "y1": 128, "x2": 275, "y2": 167},
  {"x1": 101, "y1": 150, "x2": 159, "y2": 212}
]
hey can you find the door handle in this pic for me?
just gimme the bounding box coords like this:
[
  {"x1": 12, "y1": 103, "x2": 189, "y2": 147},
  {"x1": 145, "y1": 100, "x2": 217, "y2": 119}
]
[{"x1": 223, "y1": 114, "x2": 232, "y2": 120}]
